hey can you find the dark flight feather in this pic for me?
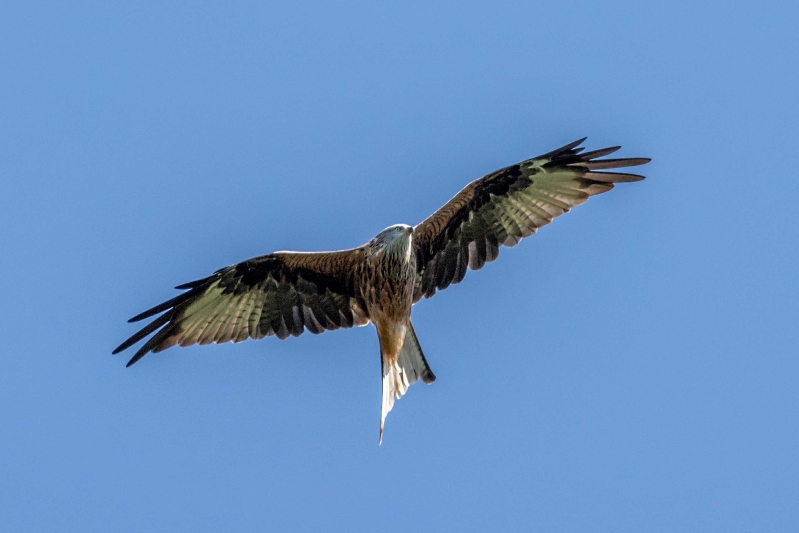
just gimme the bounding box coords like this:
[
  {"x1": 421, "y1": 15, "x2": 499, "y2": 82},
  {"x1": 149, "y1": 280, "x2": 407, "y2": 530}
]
[
  {"x1": 412, "y1": 139, "x2": 650, "y2": 301},
  {"x1": 113, "y1": 250, "x2": 370, "y2": 366}
]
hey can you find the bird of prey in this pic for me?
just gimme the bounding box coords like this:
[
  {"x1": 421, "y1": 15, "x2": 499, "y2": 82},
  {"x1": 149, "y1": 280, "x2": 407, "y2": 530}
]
[{"x1": 114, "y1": 138, "x2": 650, "y2": 442}]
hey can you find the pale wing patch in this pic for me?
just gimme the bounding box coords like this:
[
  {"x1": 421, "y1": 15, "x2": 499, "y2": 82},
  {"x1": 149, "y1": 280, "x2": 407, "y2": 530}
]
[
  {"x1": 176, "y1": 284, "x2": 226, "y2": 346},
  {"x1": 412, "y1": 140, "x2": 648, "y2": 303}
]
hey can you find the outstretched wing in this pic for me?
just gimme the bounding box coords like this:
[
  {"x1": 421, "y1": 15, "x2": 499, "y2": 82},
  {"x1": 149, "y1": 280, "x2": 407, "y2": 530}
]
[
  {"x1": 113, "y1": 249, "x2": 369, "y2": 366},
  {"x1": 412, "y1": 138, "x2": 650, "y2": 301}
]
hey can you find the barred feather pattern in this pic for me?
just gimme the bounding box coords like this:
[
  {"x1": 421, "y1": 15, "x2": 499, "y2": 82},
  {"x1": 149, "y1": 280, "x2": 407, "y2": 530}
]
[
  {"x1": 113, "y1": 249, "x2": 370, "y2": 366},
  {"x1": 412, "y1": 139, "x2": 650, "y2": 301}
]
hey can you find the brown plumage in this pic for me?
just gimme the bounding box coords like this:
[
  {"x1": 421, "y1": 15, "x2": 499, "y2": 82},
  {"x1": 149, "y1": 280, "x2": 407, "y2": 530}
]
[{"x1": 114, "y1": 138, "x2": 650, "y2": 442}]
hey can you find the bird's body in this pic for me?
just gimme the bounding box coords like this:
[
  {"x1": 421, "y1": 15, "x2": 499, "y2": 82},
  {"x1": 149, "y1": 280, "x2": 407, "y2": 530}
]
[
  {"x1": 362, "y1": 225, "x2": 417, "y2": 329},
  {"x1": 114, "y1": 139, "x2": 650, "y2": 442},
  {"x1": 363, "y1": 227, "x2": 416, "y2": 369},
  {"x1": 360, "y1": 225, "x2": 431, "y2": 440}
]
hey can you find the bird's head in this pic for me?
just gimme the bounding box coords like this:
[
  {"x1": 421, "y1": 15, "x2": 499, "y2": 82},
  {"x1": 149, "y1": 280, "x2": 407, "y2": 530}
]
[{"x1": 368, "y1": 224, "x2": 414, "y2": 261}]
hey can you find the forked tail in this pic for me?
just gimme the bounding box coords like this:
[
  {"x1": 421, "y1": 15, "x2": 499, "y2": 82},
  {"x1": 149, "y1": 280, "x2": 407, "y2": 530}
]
[{"x1": 380, "y1": 321, "x2": 436, "y2": 444}]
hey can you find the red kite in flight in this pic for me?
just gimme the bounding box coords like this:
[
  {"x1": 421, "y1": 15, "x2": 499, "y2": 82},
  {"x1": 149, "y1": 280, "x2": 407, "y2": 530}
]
[{"x1": 114, "y1": 138, "x2": 650, "y2": 442}]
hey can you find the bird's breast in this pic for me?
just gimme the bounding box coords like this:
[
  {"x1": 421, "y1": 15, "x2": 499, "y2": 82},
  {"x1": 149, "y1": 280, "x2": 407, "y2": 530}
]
[{"x1": 363, "y1": 251, "x2": 416, "y2": 323}]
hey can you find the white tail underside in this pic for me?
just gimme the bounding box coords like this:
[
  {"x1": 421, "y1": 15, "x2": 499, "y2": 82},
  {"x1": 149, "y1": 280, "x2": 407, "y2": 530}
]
[{"x1": 379, "y1": 322, "x2": 435, "y2": 444}]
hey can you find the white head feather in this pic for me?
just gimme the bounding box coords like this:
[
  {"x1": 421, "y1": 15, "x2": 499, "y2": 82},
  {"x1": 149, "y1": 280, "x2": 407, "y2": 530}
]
[{"x1": 370, "y1": 224, "x2": 414, "y2": 262}]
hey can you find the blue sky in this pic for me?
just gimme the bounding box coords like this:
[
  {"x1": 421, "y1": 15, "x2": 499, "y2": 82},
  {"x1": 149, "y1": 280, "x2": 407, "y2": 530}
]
[{"x1": 1, "y1": 1, "x2": 797, "y2": 531}]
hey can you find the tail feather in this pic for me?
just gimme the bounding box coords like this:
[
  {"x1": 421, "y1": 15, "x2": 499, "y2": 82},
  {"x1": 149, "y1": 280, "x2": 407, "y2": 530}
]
[{"x1": 380, "y1": 321, "x2": 436, "y2": 444}]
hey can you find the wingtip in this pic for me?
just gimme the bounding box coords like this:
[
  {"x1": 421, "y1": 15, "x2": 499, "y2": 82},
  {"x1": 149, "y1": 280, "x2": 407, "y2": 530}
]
[
  {"x1": 563, "y1": 137, "x2": 588, "y2": 150},
  {"x1": 544, "y1": 137, "x2": 588, "y2": 159},
  {"x1": 589, "y1": 171, "x2": 647, "y2": 183},
  {"x1": 124, "y1": 345, "x2": 150, "y2": 367},
  {"x1": 128, "y1": 311, "x2": 150, "y2": 323},
  {"x1": 112, "y1": 337, "x2": 136, "y2": 355},
  {"x1": 577, "y1": 146, "x2": 621, "y2": 160},
  {"x1": 612, "y1": 157, "x2": 651, "y2": 167}
]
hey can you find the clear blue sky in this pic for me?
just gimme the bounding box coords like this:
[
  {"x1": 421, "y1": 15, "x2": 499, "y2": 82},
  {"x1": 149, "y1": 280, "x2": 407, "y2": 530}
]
[{"x1": 1, "y1": 1, "x2": 797, "y2": 531}]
